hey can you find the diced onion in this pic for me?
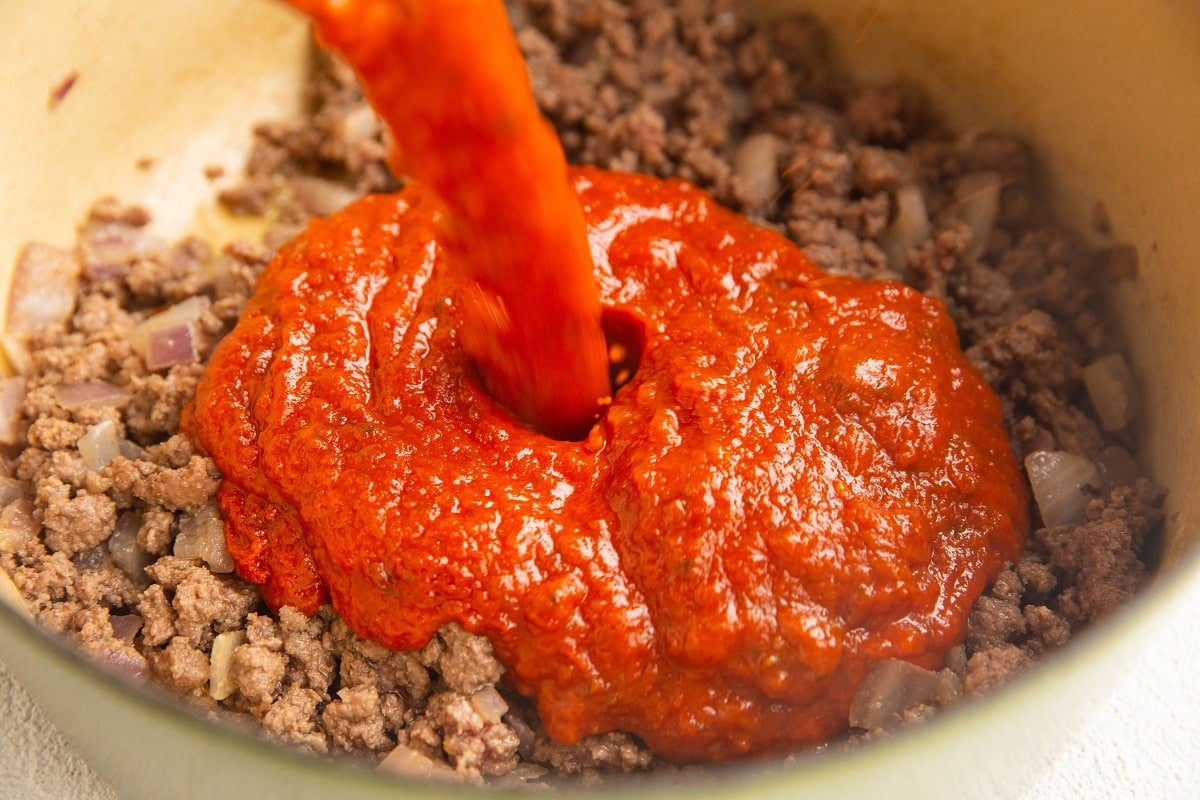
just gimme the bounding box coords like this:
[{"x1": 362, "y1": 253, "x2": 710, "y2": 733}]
[
  {"x1": 339, "y1": 105, "x2": 381, "y2": 146},
  {"x1": 1082, "y1": 353, "x2": 1137, "y2": 431},
  {"x1": 289, "y1": 176, "x2": 360, "y2": 218},
  {"x1": 378, "y1": 744, "x2": 456, "y2": 780},
  {"x1": 469, "y1": 685, "x2": 509, "y2": 725},
  {"x1": 55, "y1": 380, "x2": 131, "y2": 410},
  {"x1": 1024, "y1": 450, "x2": 1101, "y2": 528},
  {"x1": 0, "y1": 499, "x2": 38, "y2": 555},
  {"x1": 0, "y1": 565, "x2": 31, "y2": 619},
  {"x1": 209, "y1": 629, "x2": 247, "y2": 701},
  {"x1": 109, "y1": 613, "x2": 144, "y2": 643},
  {"x1": 955, "y1": 171, "x2": 1003, "y2": 260},
  {"x1": 491, "y1": 763, "x2": 550, "y2": 788},
  {"x1": 0, "y1": 376, "x2": 25, "y2": 445},
  {"x1": 175, "y1": 502, "x2": 235, "y2": 573},
  {"x1": 78, "y1": 420, "x2": 122, "y2": 471},
  {"x1": 81, "y1": 220, "x2": 164, "y2": 280},
  {"x1": 128, "y1": 296, "x2": 210, "y2": 367},
  {"x1": 504, "y1": 711, "x2": 536, "y2": 760},
  {"x1": 5, "y1": 242, "x2": 81, "y2": 337},
  {"x1": 0, "y1": 477, "x2": 26, "y2": 508},
  {"x1": 883, "y1": 184, "x2": 931, "y2": 271},
  {"x1": 108, "y1": 512, "x2": 151, "y2": 579},
  {"x1": 0, "y1": 334, "x2": 32, "y2": 376},
  {"x1": 849, "y1": 659, "x2": 956, "y2": 731},
  {"x1": 732, "y1": 133, "x2": 781, "y2": 209},
  {"x1": 144, "y1": 323, "x2": 198, "y2": 371}
]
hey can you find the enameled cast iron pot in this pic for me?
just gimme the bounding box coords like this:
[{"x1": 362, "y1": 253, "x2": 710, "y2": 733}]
[{"x1": 1, "y1": 2, "x2": 1198, "y2": 798}]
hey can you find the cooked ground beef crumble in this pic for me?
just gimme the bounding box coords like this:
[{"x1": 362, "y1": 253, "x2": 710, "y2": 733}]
[{"x1": 0, "y1": 0, "x2": 1164, "y2": 784}]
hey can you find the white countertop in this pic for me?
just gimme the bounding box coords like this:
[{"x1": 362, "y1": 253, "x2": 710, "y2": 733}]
[
  {"x1": 4, "y1": 573, "x2": 1199, "y2": 800},
  {"x1": 1023, "y1": 570, "x2": 1200, "y2": 800}
]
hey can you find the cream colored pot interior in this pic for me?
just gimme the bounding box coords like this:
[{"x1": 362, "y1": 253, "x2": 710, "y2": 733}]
[{"x1": 1, "y1": 2, "x2": 1199, "y2": 799}]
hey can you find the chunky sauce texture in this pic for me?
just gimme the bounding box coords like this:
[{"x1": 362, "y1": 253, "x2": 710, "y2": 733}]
[{"x1": 188, "y1": 0, "x2": 1028, "y2": 761}]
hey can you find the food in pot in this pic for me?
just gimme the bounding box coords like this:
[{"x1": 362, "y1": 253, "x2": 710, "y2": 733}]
[
  {"x1": 190, "y1": 0, "x2": 1028, "y2": 761},
  {"x1": 0, "y1": 0, "x2": 1164, "y2": 782}
]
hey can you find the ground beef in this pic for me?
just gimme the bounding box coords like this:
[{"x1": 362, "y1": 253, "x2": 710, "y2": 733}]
[{"x1": 0, "y1": 0, "x2": 1164, "y2": 784}]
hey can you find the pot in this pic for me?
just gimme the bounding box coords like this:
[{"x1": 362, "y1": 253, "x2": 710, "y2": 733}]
[{"x1": 0, "y1": 1, "x2": 1197, "y2": 798}]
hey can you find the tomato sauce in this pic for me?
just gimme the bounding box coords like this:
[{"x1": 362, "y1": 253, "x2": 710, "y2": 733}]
[
  {"x1": 284, "y1": 0, "x2": 611, "y2": 440},
  {"x1": 187, "y1": 0, "x2": 1028, "y2": 761}
]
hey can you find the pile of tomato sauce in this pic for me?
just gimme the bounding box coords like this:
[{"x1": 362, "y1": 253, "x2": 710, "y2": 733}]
[{"x1": 186, "y1": 0, "x2": 1028, "y2": 762}]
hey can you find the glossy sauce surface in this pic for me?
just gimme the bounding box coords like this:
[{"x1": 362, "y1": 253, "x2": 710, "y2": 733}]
[
  {"x1": 286, "y1": 0, "x2": 611, "y2": 439},
  {"x1": 189, "y1": 167, "x2": 1028, "y2": 760}
]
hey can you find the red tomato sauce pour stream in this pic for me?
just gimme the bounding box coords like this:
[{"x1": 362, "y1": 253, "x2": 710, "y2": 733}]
[
  {"x1": 287, "y1": 0, "x2": 611, "y2": 441},
  {"x1": 186, "y1": 0, "x2": 1029, "y2": 762}
]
